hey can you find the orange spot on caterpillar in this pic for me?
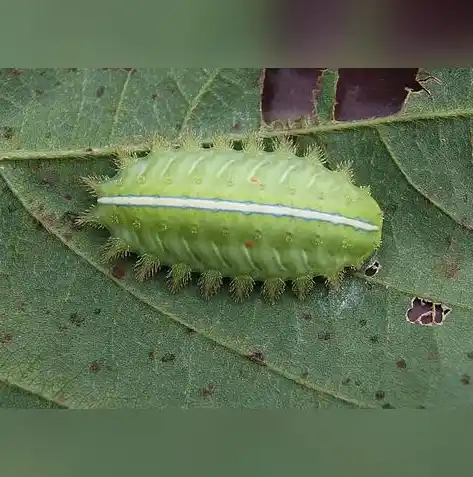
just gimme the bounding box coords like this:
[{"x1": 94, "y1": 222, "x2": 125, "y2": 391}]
[
  {"x1": 250, "y1": 176, "x2": 261, "y2": 185},
  {"x1": 244, "y1": 241, "x2": 255, "y2": 248}
]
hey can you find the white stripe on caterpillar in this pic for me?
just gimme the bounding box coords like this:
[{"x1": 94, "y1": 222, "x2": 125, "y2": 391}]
[{"x1": 97, "y1": 195, "x2": 379, "y2": 232}]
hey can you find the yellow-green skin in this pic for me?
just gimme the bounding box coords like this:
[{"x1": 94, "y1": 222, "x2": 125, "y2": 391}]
[{"x1": 92, "y1": 148, "x2": 383, "y2": 283}]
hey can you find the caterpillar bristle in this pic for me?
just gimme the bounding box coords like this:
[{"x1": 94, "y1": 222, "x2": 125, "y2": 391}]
[
  {"x1": 262, "y1": 278, "x2": 286, "y2": 305},
  {"x1": 150, "y1": 134, "x2": 174, "y2": 152},
  {"x1": 179, "y1": 132, "x2": 203, "y2": 152},
  {"x1": 113, "y1": 147, "x2": 138, "y2": 169},
  {"x1": 210, "y1": 134, "x2": 233, "y2": 152},
  {"x1": 74, "y1": 207, "x2": 105, "y2": 229},
  {"x1": 242, "y1": 133, "x2": 264, "y2": 155},
  {"x1": 292, "y1": 275, "x2": 315, "y2": 301},
  {"x1": 305, "y1": 144, "x2": 327, "y2": 166},
  {"x1": 325, "y1": 270, "x2": 345, "y2": 290},
  {"x1": 229, "y1": 275, "x2": 255, "y2": 302},
  {"x1": 336, "y1": 161, "x2": 354, "y2": 182},
  {"x1": 198, "y1": 270, "x2": 223, "y2": 298},
  {"x1": 101, "y1": 236, "x2": 132, "y2": 263},
  {"x1": 360, "y1": 185, "x2": 371, "y2": 196},
  {"x1": 81, "y1": 175, "x2": 110, "y2": 197},
  {"x1": 134, "y1": 254, "x2": 161, "y2": 282},
  {"x1": 273, "y1": 136, "x2": 296, "y2": 155},
  {"x1": 166, "y1": 263, "x2": 192, "y2": 293}
]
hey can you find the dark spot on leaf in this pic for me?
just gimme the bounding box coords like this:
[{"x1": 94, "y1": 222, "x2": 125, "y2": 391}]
[
  {"x1": 396, "y1": 358, "x2": 407, "y2": 369},
  {"x1": 375, "y1": 390, "x2": 385, "y2": 400},
  {"x1": 45, "y1": 131, "x2": 52, "y2": 139},
  {"x1": 96, "y1": 86, "x2": 105, "y2": 98},
  {"x1": 94, "y1": 308, "x2": 101, "y2": 315},
  {"x1": 317, "y1": 331, "x2": 332, "y2": 341},
  {"x1": 151, "y1": 93, "x2": 158, "y2": 100},
  {"x1": 161, "y1": 352, "x2": 176, "y2": 363},
  {"x1": 184, "y1": 326, "x2": 196, "y2": 333},
  {"x1": 148, "y1": 350, "x2": 155, "y2": 360},
  {"x1": 200, "y1": 384, "x2": 215, "y2": 398},
  {"x1": 231, "y1": 122, "x2": 241, "y2": 131},
  {"x1": 67, "y1": 68, "x2": 78, "y2": 72},
  {"x1": 85, "y1": 147, "x2": 93, "y2": 152},
  {"x1": 461, "y1": 374, "x2": 470, "y2": 385},
  {"x1": 359, "y1": 319, "x2": 367, "y2": 327},
  {"x1": 382, "y1": 403, "x2": 395, "y2": 409},
  {"x1": 88, "y1": 361, "x2": 101, "y2": 373},
  {"x1": 1, "y1": 126, "x2": 14, "y2": 140},
  {"x1": 64, "y1": 194, "x2": 73, "y2": 202},
  {"x1": 110, "y1": 264, "x2": 126, "y2": 280},
  {"x1": 354, "y1": 380, "x2": 361, "y2": 386},
  {"x1": 467, "y1": 351, "x2": 473, "y2": 359},
  {"x1": 0, "y1": 333, "x2": 13, "y2": 344},
  {"x1": 246, "y1": 351, "x2": 265, "y2": 366},
  {"x1": 341, "y1": 377, "x2": 351, "y2": 385},
  {"x1": 69, "y1": 312, "x2": 85, "y2": 326},
  {"x1": 369, "y1": 335, "x2": 379, "y2": 343},
  {"x1": 301, "y1": 311, "x2": 313, "y2": 320},
  {"x1": 35, "y1": 88, "x2": 44, "y2": 96},
  {"x1": 406, "y1": 297, "x2": 451, "y2": 326},
  {"x1": 8, "y1": 68, "x2": 23, "y2": 76},
  {"x1": 417, "y1": 405, "x2": 426, "y2": 409}
]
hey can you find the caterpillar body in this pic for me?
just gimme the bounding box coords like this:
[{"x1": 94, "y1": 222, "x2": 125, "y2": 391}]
[{"x1": 78, "y1": 135, "x2": 383, "y2": 304}]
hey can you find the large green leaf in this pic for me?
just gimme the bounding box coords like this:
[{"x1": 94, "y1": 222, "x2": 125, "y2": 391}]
[{"x1": 1, "y1": 68, "x2": 472, "y2": 408}]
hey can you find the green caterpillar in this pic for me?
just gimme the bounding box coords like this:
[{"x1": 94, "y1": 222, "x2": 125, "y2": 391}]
[{"x1": 78, "y1": 134, "x2": 383, "y2": 304}]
